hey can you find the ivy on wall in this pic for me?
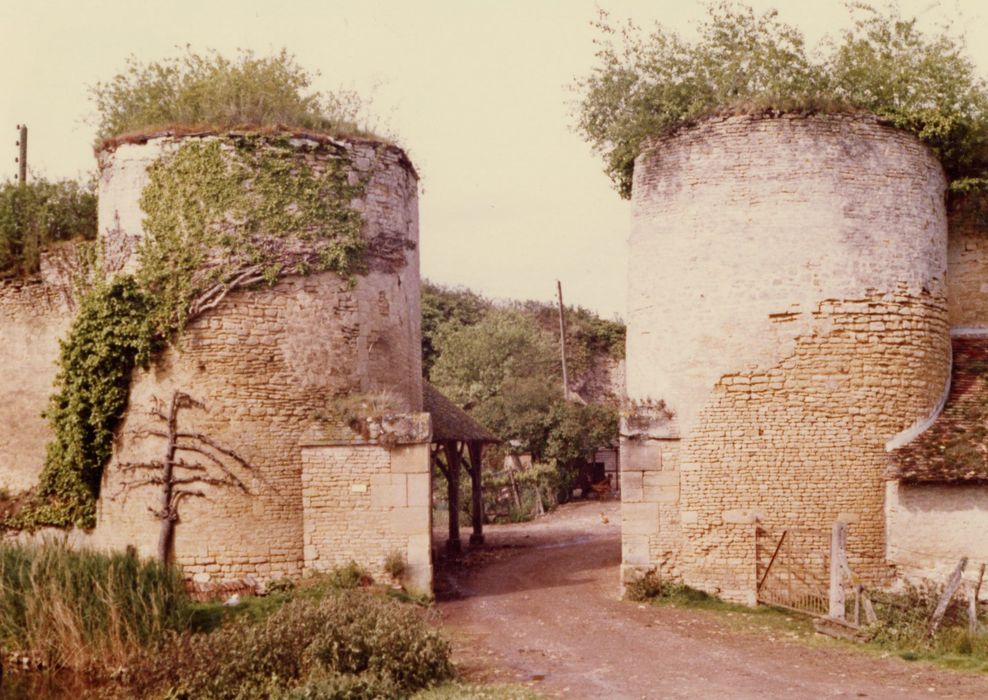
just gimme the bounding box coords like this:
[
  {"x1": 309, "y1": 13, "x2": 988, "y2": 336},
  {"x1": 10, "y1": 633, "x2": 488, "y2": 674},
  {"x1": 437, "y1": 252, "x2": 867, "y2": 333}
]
[{"x1": 12, "y1": 135, "x2": 368, "y2": 529}]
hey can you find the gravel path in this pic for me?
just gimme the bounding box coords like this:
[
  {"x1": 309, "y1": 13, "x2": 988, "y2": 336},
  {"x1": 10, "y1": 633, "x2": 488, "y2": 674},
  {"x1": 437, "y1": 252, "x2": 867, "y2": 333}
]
[{"x1": 437, "y1": 500, "x2": 988, "y2": 699}]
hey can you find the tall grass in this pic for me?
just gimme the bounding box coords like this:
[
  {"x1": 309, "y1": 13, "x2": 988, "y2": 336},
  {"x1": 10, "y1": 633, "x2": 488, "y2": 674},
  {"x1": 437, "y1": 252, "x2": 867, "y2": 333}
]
[{"x1": 0, "y1": 540, "x2": 189, "y2": 670}]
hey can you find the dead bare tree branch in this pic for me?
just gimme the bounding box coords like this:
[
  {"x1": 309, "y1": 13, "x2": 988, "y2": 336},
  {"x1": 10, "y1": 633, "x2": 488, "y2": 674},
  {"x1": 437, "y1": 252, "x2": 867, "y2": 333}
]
[{"x1": 111, "y1": 390, "x2": 255, "y2": 564}]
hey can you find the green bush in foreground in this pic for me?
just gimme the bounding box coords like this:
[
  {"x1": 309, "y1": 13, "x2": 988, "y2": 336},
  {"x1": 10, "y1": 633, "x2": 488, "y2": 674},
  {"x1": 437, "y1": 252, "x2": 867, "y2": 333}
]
[
  {"x1": 0, "y1": 540, "x2": 188, "y2": 671},
  {"x1": 133, "y1": 590, "x2": 453, "y2": 699}
]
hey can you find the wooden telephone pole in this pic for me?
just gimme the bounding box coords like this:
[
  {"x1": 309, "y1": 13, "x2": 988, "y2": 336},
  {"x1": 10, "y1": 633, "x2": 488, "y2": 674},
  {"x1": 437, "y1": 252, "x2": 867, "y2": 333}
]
[
  {"x1": 557, "y1": 280, "x2": 569, "y2": 400},
  {"x1": 15, "y1": 125, "x2": 26, "y2": 185}
]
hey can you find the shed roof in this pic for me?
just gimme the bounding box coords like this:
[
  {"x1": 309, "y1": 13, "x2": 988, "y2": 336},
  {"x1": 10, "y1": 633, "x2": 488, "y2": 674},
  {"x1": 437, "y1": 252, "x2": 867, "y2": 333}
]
[
  {"x1": 889, "y1": 336, "x2": 988, "y2": 484},
  {"x1": 423, "y1": 381, "x2": 499, "y2": 444}
]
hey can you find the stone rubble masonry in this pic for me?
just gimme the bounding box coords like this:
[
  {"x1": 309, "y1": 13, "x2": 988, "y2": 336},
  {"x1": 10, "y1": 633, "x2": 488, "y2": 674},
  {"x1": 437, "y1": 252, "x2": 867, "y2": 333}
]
[
  {"x1": 0, "y1": 137, "x2": 431, "y2": 590},
  {"x1": 623, "y1": 113, "x2": 950, "y2": 604},
  {"x1": 0, "y1": 249, "x2": 80, "y2": 492},
  {"x1": 947, "y1": 196, "x2": 988, "y2": 330}
]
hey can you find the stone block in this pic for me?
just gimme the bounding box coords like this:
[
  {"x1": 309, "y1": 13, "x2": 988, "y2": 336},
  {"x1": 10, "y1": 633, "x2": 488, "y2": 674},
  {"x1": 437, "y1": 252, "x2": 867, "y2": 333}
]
[
  {"x1": 622, "y1": 502, "x2": 659, "y2": 535},
  {"x1": 391, "y1": 444, "x2": 429, "y2": 474},
  {"x1": 622, "y1": 441, "x2": 664, "y2": 471},
  {"x1": 390, "y1": 506, "x2": 430, "y2": 535},
  {"x1": 621, "y1": 470, "x2": 643, "y2": 502},
  {"x1": 406, "y1": 472, "x2": 431, "y2": 507},
  {"x1": 622, "y1": 535, "x2": 651, "y2": 565},
  {"x1": 370, "y1": 475, "x2": 406, "y2": 509}
]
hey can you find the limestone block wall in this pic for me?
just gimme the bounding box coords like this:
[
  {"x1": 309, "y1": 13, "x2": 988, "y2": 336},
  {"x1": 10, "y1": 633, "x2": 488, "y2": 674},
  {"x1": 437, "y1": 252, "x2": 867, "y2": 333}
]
[
  {"x1": 947, "y1": 196, "x2": 988, "y2": 330},
  {"x1": 88, "y1": 134, "x2": 423, "y2": 583},
  {"x1": 301, "y1": 440, "x2": 432, "y2": 593},
  {"x1": 886, "y1": 482, "x2": 988, "y2": 583},
  {"x1": 623, "y1": 113, "x2": 950, "y2": 603},
  {"x1": 0, "y1": 250, "x2": 79, "y2": 493}
]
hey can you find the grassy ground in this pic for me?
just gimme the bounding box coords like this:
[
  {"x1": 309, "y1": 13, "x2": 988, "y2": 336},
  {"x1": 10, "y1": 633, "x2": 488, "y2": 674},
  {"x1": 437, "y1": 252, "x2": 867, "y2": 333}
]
[{"x1": 632, "y1": 581, "x2": 988, "y2": 676}]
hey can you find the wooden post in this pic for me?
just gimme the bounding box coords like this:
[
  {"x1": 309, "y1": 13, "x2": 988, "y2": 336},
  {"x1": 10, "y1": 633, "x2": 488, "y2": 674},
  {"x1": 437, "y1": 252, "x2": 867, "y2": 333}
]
[
  {"x1": 15, "y1": 124, "x2": 26, "y2": 186},
  {"x1": 443, "y1": 442, "x2": 462, "y2": 554},
  {"x1": 929, "y1": 557, "x2": 968, "y2": 637},
  {"x1": 829, "y1": 521, "x2": 848, "y2": 620},
  {"x1": 467, "y1": 441, "x2": 484, "y2": 545},
  {"x1": 968, "y1": 563, "x2": 984, "y2": 635},
  {"x1": 556, "y1": 280, "x2": 569, "y2": 400}
]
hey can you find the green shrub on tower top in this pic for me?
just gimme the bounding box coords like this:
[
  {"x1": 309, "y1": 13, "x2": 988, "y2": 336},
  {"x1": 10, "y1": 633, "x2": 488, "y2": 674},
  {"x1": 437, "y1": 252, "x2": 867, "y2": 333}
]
[{"x1": 575, "y1": 2, "x2": 988, "y2": 198}]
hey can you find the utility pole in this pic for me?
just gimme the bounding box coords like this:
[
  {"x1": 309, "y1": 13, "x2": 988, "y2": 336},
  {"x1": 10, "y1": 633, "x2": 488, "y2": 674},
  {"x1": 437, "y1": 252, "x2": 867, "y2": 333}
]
[
  {"x1": 556, "y1": 279, "x2": 569, "y2": 400},
  {"x1": 15, "y1": 124, "x2": 26, "y2": 185}
]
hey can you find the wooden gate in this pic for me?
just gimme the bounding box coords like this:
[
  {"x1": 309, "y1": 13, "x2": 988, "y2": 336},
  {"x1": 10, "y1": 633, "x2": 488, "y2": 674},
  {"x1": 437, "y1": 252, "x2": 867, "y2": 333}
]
[{"x1": 755, "y1": 526, "x2": 831, "y2": 617}]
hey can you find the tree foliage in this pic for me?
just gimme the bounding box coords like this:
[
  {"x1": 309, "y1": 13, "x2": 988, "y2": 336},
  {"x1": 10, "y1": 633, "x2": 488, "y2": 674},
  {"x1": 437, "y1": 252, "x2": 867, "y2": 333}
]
[
  {"x1": 0, "y1": 178, "x2": 96, "y2": 274},
  {"x1": 430, "y1": 309, "x2": 618, "y2": 469},
  {"x1": 91, "y1": 48, "x2": 382, "y2": 143},
  {"x1": 575, "y1": 1, "x2": 988, "y2": 198},
  {"x1": 420, "y1": 281, "x2": 489, "y2": 375}
]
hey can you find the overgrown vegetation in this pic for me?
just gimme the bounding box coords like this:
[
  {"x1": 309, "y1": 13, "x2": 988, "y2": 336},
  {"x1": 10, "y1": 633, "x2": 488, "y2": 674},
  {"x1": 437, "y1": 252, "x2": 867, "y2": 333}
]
[
  {"x1": 0, "y1": 540, "x2": 188, "y2": 671},
  {"x1": 575, "y1": 1, "x2": 988, "y2": 197},
  {"x1": 17, "y1": 277, "x2": 159, "y2": 528},
  {"x1": 0, "y1": 178, "x2": 97, "y2": 275},
  {"x1": 130, "y1": 590, "x2": 453, "y2": 699},
  {"x1": 91, "y1": 47, "x2": 383, "y2": 143},
  {"x1": 12, "y1": 125, "x2": 369, "y2": 530},
  {"x1": 628, "y1": 569, "x2": 988, "y2": 673}
]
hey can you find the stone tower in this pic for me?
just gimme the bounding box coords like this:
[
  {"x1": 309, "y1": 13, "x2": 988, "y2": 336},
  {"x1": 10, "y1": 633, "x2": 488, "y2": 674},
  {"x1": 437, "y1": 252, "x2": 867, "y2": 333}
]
[
  {"x1": 87, "y1": 132, "x2": 431, "y2": 588},
  {"x1": 621, "y1": 113, "x2": 950, "y2": 604}
]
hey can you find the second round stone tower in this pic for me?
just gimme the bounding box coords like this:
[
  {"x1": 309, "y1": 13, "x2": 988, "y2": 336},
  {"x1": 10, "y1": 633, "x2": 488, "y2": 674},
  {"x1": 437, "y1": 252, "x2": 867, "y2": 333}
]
[{"x1": 622, "y1": 113, "x2": 950, "y2": 604}]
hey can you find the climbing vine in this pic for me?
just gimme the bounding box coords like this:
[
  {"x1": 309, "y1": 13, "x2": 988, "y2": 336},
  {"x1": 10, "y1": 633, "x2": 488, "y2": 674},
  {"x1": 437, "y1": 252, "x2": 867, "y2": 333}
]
[
  {"x1": 12, "y1": 135, "x2": 367, "y2": 529},
  {"x1": 137, "y1": 136, "x2": 367, "y2": 333}
]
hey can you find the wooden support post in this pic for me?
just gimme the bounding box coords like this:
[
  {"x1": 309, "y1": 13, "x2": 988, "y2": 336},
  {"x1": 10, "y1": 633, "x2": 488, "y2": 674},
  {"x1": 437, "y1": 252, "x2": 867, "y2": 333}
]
[
  {"x1": 829, "y1": 521, "x2": 848, "y2": 621},
  {"x1": 929, "y1": 557, "x2": 968, "y2": 637},
  {"x1": 968, "y1": 563, "x2": 984, "y2": 635},
  {"x1": 443, "y1": 442, "x2": 462, "y2": 554},
  {"x1": 467, "y1": 442, "x2": 484, "y2": 546}
]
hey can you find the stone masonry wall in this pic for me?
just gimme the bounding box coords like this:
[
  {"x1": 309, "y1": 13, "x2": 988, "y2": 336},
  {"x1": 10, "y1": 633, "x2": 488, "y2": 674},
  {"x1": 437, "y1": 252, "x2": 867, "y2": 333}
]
[
  {"x1": 886, "y1": 481, "x2": 988, "y2": 585},
  {"x1": 947, "y1": 196, "x2": 988, "y2": 330},
  {"x1": 0, "y1": 248, "x2": 81, "y2": 493},
  {"x1": 623, "y1": 114, "x2": 949, "y2": 604},
  {"x1": 301, "y1": 442, "x2": 432, "y2": 593},
  {"x1": 88, "y1": 135, "x2": 422, "y2": 584}
]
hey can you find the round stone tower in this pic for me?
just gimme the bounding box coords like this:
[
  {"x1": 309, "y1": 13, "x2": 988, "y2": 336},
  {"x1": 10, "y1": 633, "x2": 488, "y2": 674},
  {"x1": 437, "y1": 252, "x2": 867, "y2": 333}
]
[
  {"x1": 89, "y1": 132, "x2": 423, "y2": 583},
  {"x1": 621, "y1": 113, "x2": 950, "y2": 604}
]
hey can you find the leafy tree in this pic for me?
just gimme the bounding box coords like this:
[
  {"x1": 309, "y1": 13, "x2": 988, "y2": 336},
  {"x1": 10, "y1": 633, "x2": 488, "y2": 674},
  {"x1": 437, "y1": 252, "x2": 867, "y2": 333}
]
[
  {"x1": 0, "y1": 178, "x2": 97, "y2": 274},
  {"x1": 420, "y1": 280, "x2": 490, "y2": 376},
  {"x1": 827, "y1": 3, "x2": 988, "y2": 189},
  {"x1": 575, "y1": 1, "x2": 988, "y2": 198},
  {"x1": 430, "y1": 309, "x2": 618, "y2": 472}
]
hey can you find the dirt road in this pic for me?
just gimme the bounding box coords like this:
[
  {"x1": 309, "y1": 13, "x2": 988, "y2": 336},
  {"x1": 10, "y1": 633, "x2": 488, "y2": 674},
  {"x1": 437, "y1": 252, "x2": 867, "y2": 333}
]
[{"x1": 438, "y1": 501, "x2": 988, "y2": 699}]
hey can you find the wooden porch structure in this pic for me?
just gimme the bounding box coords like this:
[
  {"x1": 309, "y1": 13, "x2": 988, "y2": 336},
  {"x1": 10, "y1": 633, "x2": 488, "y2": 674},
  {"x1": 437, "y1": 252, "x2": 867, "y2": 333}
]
[{"x1": 424, "y1": 382, "x2": 499, "y2": 553}]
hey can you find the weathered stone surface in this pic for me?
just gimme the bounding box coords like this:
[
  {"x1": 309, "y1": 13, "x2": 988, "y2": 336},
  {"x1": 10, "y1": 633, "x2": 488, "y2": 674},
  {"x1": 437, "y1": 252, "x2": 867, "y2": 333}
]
[{"x1": 623, "y1": 113, "x2": 950, "y2": 603}]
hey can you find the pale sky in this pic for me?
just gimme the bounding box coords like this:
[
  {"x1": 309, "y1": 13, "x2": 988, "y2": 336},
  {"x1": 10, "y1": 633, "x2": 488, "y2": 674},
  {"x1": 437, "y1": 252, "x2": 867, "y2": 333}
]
[{"x1": 2, "y1": 0, "x2": 986, "y2": 319}]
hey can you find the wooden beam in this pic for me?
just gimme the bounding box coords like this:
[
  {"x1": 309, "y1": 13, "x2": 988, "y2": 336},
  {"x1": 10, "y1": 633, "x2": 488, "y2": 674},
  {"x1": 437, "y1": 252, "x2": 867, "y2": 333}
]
[
  {"x1": 929, "y1": 557, "x2": 968, "y2": 637},
  {"x1": 467, "y1": 441, "x2": 484, "y2": 545},
  {"x1": 442, "y1": 441, "x2": 462, "y2": 554},
  {"x1": 829, "y1": 521, "x2": 848, "y2": 621}
]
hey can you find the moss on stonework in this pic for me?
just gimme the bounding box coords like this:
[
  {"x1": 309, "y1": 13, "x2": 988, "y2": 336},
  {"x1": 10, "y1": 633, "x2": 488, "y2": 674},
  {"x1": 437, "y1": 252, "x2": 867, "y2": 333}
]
[{"x1": 9, "y1": 134, "x2": 368, "y2": 530}]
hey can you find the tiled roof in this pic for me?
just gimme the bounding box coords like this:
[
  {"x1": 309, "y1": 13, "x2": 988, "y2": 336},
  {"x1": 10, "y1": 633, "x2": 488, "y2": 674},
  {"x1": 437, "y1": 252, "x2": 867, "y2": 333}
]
[
  {"x1": 889, "y1": 336, "x2": 988, "y2": 483},
  {"x1": 423, "y1": 381, "x2": 499, "y2": 444}
]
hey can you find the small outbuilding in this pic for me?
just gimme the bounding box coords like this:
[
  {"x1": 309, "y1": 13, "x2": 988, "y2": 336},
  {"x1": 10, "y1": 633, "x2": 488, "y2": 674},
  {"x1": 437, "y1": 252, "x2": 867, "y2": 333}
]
[
  {"x1": 887, "y1": 335, "x2": 988, "y2": 583},
  {"x1": 423, "y1": 382, "x2": 499, "y2": 552}
]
